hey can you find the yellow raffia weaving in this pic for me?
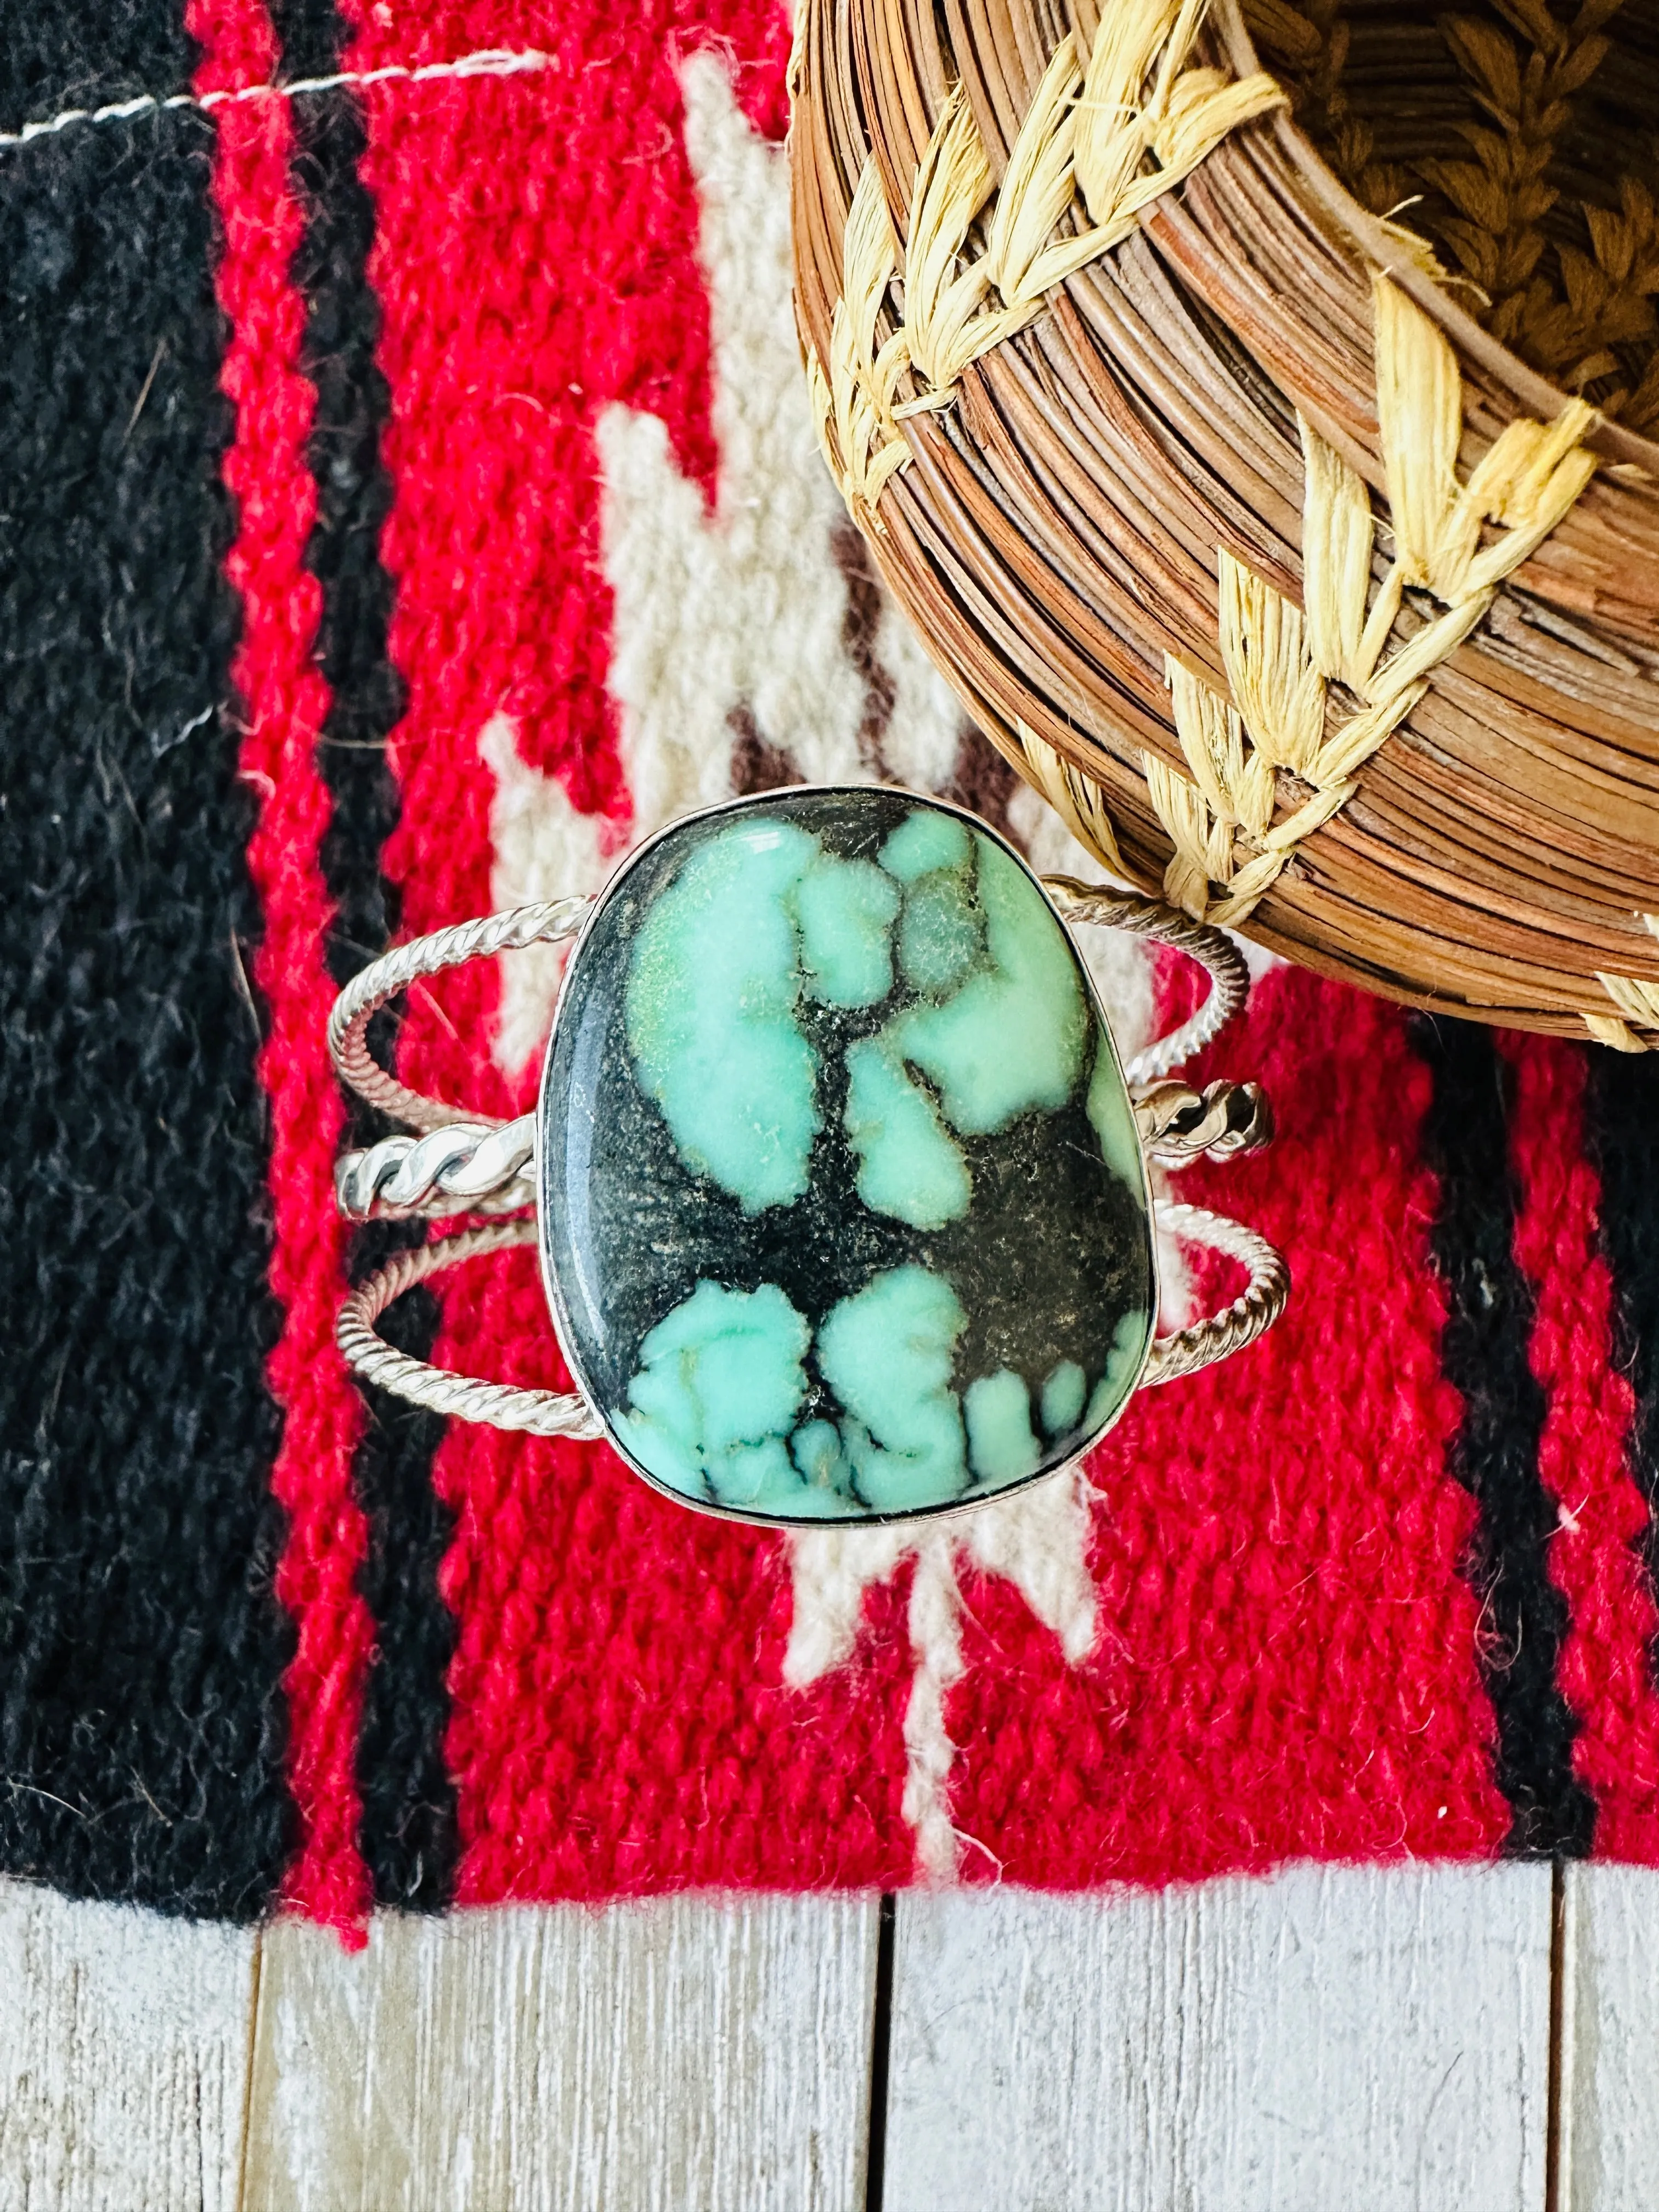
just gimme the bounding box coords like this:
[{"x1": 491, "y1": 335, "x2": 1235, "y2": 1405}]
[
  {"x1": 806, "y1": 160, "x2": 911, "y2": 528},
  {"x1": 804, "y1": 0, "x2": 1613, "y2": 1034},
  {"x1": 805, "y1": 0, "x2": 1284, "y2": 521},
  {"x1": 1141, "y1": 273, "x2": 1599, "y2": 928},
  {"x1": 1593, "y1": 917, "x2": 1659, "y2": 1049},
  {"x1": 1018, "y1": 719, "x2": 1131, "y2": 878}
]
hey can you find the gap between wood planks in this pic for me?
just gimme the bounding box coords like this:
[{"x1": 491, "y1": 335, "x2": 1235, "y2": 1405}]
[
  {"x1": 864, "y1": 1892, "x2": 897, "y2": 2212},
  {"x1": 1545, "y1": 1856, "x2": 1568, "y2": 2212},
  {"x1": 5, "y1": 1862, "x2": 1652, "y2": 2209},
  {"x1": 234, "y1": 1931, "x2": 264, "y2": 2212}
]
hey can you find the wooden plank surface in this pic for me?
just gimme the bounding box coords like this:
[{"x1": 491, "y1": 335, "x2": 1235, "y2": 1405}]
[
  {"x1": 240, "y1": 1893, "x2": 880, "y2": 2212},
  {"x1": 882, "y1": 1864, "x2": 1554, "y2": 2212},
  {"x1": 0, "y1": 1867, "x2": 1598, "y2": 2208},
  {"x1": 0, "y1": 1878, "x2": 256, "y2": 2212},
  {"x1": 1558, "y1": 1863, "x2": 1659, "y2": 2211}
]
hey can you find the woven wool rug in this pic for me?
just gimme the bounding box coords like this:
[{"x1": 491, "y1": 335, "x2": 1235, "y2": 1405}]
[{"x1": 5, "y1": 0, "x2": 1659, "y2": 1932}]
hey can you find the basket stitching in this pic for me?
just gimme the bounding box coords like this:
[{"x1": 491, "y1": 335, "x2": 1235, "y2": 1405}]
[
  {"x1": 807, "y1": 1, "x2": 1613, "y2": 1030},
  {"x1": 1138, "y1": 278, "x2": 1598, "y2": 939},
  {"x1": 807, "y1": 161, "x2": 911, "y2": 528},
  {"x1": 1596, "y1": 916, "x2": 1659, "y2": 1050},
  {"x1": 1017, "y1": 721, "x2": 1132, "y2": 878},
  {"x1": 805, "y1": 0, "x2": 1283, "y2": 522},
  {"x1": 1267, "y1": 0, "x2": 1659, "y2": 427}
]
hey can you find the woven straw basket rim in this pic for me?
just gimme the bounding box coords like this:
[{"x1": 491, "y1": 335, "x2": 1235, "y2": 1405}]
[
  {"x1": 1214, "y1": 1, "x2": 1659, "y2": 479},
  {"x1": 790, "y1": 0, "x2": 1659, "y2": 1047}
]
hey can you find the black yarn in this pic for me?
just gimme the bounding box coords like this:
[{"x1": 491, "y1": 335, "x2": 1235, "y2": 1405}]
[
  {"x1": 267, "y1": 0, "x2": 342, "y2": 84},
  {"x1": 1582, "y1": 1050, "x2": 1659, "y2": 1691},
  {"x1": 1412, "y1": 1015, "x2": 1595, "y2": 1858},
  {"x1": 288, "y1": 92, "x2": 405, "y2": 995},
  {"x1": 0, "y1": 95, "x2": 293, "y2": 1916},
  {"x1": 338, "y1": 1246, "x2": 458, "y2": 1911},
  {"x1": 278, "y1": 0, "x2": 460, "y2": 1912},
  {"x1": 0, "y1": 0, "x2": 196, "y2": 135}
]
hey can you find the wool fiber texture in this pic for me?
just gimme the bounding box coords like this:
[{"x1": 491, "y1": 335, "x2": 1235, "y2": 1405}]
[
  {"x1": 0, "y1": 0, "x2": 291, "y2": 1916},
  {"x1": 5, "y1": 0, "x2": 1659, "y2": 1925}
]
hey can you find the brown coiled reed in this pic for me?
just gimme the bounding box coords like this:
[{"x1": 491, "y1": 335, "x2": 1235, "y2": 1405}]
[{"x1": 789, "y1": 0, "x2": 1659, "y2": 1047}]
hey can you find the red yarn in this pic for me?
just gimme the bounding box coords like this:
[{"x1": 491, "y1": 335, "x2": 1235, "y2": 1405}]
[
  {"x1": 335, "y1": 0, "x2": 918, "y2": 1900},
  {"x1": 214, "y1": 0, "x2": 1659, "y2": 1913},
  {"x1": 428, "y1": 1241, "x2": 915, "y2": 1898},
  {"x1": 1503, "y1": 1032, "x2": 1659, "y2": 1858},
  {"x1": 946, "y1": 968, "x2": 1512, "y2": 1882},
  {"x1": 193, "y1": 0, "x2": 374, "y2": 1936}
]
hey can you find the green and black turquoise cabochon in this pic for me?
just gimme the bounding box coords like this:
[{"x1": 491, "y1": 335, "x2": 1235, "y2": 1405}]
[{"x1": 539, "y1": 788, "x2": 1155, "y2": 1523}]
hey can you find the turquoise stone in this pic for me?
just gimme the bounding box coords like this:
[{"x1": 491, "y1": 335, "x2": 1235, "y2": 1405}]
[{"x1": 539, "y1": 787, "x2": 1155, "y2": 1525}]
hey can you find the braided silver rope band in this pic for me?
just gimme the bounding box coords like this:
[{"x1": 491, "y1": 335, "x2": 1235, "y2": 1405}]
[
  {"x1": 336, "y1": 1220, "x2": 604, "y2": 1439},
  {"x1": 1132, "y1": 1078, "x2": 1273, "y2": 1167},
  {"x1": 335, "y1": 1113, "x2": 538, "y2": 1221},
  {"x1": 335, "y1": 1209, "x2": 1284, "y2": 1435},
  {"x1": 328, "y1": 897, "x2": 591, "y2": 1132},
  {"x1": 340, "y1": 1212, "x2": 1283, "y2": 1433},
  {"x1": 1040, "y1": 878, "x2": 1250, "y2": 1084},
  {"x1": 1142, "y1": 1203, "x2": 1290, "y2": 1385},
  {"x1": 328, "y1": 869, "x2": 1285, "y2": 1442}
]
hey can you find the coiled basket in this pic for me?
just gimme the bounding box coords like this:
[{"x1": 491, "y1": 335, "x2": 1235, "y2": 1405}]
[{"x1": 789, "y1": 0, "x2": 1659, "y2": 1046}]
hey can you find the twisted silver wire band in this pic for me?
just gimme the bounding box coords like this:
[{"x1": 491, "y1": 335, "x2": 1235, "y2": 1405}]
[
  {"x1": 328, "y1": 896, "x2": 591, "y2": 1132},
  {"x1": 329, "y1": 869, "x2": 1286, "y2": 1437},
  {"x1": 337, "y1": 1205, "x2": 1284, "y2": 1433},
  {"x1": 1132, "y1": 1078, "x2": 1273, "y2": 1167},
  {"x1": 330, "y1": 1070, "x2": 1276, "y2": 1220},
  {"x1": 336, "y1": 1114, "x2": 538, "y2": 1221},
  {"x1": 1142, "y1": 1203, "x2": 1290, "y2": 1385},
  {"x1": 336, "y1": 1220, "x2": 603, "y2": 1440},
  {"x1": 1040, "y1": 878, "x2": 1250, "y2": 1084}
]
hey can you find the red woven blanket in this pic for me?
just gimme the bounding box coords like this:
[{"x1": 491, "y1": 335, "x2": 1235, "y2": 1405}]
[{"x1": 4, "y1": 0, "x2": 1658, "y2": 1932}]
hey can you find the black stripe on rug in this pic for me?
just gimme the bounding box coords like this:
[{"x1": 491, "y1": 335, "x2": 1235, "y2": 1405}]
[
  {"x1": 276, "y1": 0, "x2": 460, "y2": 1912},
  {"x1": 1582, "y1": 1048, "x2": 1659, "y2": 1683},
  {"x1": 0, "y1": 0, "x2": 194, "y2": 132},
  {"x1": 0, "y1": 15, "x2": 293, "y2": 1915},
  {"x1": 1412, "y1": 1015, "x2": 1595, "y2": 1857}
]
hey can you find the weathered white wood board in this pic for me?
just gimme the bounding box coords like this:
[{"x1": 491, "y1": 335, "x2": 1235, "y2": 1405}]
[
  {"x1": 240, "y1": 1892, "x2": 879, "y2": 2212},
  {"x1": 1558, "y1": 1864, "x2": 1659, "y2": 2211},
  {"x1": 3, "y1": 1866, "x2": 1599, "y2": 2207},
  {"x1": 0, "y1": 1877, "x2": 256, "y2": 2212},
  {"x1": 882, "y1": 1864, "x2": 1554, "y2": 2212}
]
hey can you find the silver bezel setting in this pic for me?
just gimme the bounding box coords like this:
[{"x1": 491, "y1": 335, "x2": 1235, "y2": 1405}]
[{"x1": 532, "y1": 781, "x2": 1160, "y2": 1530}]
